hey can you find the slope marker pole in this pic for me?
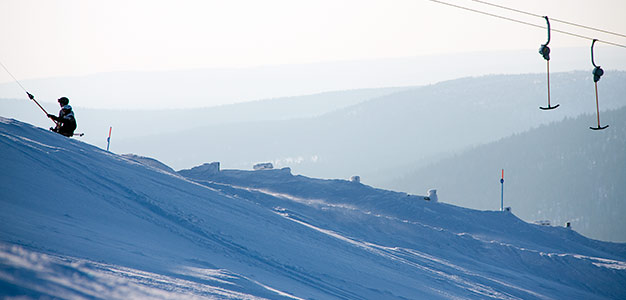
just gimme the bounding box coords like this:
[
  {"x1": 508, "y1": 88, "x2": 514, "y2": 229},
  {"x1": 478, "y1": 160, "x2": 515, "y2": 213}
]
[
  {"x1": 500, "y1": 169, "x2": 504, "y2": 211},
  {"x1": 106, "y1": 127, "x2": 112, "y2": 151}
]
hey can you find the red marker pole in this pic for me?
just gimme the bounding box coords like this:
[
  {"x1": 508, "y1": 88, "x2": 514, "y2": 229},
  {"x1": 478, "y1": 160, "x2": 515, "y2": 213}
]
[
  {"x1": 500, "y1": 169, "x2": 505, "y2": 211},
  {"x1": 106, "y1": 127, "x2": 112, "y2": 152}
]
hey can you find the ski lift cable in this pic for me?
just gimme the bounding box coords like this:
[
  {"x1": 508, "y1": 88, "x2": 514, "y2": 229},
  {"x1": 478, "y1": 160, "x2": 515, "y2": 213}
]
[
  {"x1": 0, "y1": 60, "x2": 29, "y2": 93},
  {"x1": 424, "y1": 0, "x2": 626, "y2": 49},
  {"x1": 1, "y1": 59, "x2": 57, "y2": 124},
  {"x1": 469, "y1": 0, "x2": 626, "y2": 39}
]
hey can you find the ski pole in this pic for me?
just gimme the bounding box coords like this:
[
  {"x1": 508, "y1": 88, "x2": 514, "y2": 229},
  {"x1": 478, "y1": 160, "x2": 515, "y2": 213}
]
[
  {"x1": 595, "y1": 83, "x2": 601, "y2": 127},
  {"x1": 27, "y1": 92, "x2": 57, "y2": 126},
  {"x1": 27, "y1": 93, "x2": 49, "y2": 115},
  {"x1": 546, "y1": 60, "x2": 551, "y2": 107}
]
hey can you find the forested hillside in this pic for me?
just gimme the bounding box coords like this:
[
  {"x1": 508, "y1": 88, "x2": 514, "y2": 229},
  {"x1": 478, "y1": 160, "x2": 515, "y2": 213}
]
[{"x1": 387, "y1": 106, "x2": 626, "y2": 242}]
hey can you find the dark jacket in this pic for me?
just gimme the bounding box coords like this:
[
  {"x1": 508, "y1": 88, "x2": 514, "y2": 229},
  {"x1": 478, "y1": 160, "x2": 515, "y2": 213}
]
[{"x1": 49, "y1": 105, "x2": 77, "y2": 137}]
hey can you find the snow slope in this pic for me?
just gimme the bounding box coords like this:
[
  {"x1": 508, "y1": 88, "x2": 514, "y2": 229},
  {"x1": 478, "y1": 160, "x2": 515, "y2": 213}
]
[{"x1": 1, "y1": 117, "x2": 626, "y2": 299}]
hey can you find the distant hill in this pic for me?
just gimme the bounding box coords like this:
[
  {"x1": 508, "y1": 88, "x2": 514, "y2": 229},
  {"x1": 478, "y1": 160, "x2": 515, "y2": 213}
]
[
  {"x1": 113, "y1": 71, "x2": 626, "y2": 177},
  {"x1": 385, "y1": 106, "x2": 626, "y2": 242},
  {"x1": 0, "y1": 86, "x2": 406, "y2": 141}
]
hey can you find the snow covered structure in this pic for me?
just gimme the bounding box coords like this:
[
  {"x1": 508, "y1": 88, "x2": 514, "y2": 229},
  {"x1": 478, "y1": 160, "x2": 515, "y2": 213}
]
[
  {"x1": 534, "y1": 220, "x2": 552, "y2": 226},
  {"x1": 350, "y1": 175, "x2": 360, "y2": 183},
  {"x1": 253, "y1": 162, "x2": 273, "y2": 170},
  {"x1": 427, "y1": 189, "x2": 438, "y2": 203},
  {"x1": 1, "y1": 117, "x2": 626, "y2": 300}
]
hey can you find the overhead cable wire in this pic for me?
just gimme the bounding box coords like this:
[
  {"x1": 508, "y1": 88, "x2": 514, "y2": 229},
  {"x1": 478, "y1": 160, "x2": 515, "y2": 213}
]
[
  {"x1": 469, "y1": 0, "x2": 626, "y2": 39},
  {"x1": 424, "y1": 0, "x2": 626, "y2": 49},
  {"x1": 0, "y1": 60, "x2": 28, "y2": 92}
]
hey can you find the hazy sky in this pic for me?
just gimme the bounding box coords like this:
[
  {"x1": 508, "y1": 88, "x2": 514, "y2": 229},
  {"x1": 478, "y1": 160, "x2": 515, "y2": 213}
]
[{"x1": 1, "y1": 0, "x2": 624, "y2": 83}]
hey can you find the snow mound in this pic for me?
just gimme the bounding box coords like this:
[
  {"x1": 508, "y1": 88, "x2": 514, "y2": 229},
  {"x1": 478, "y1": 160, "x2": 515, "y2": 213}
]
[
  {"x1": 1, "y1": 117, "x2": 626, "y2": 300},
  {"x1": 178, "y1": 161, "x2": 221, "y2": 177},
  {"x1": 121, "y1": 153, "x2": 176, "y2": 173}
]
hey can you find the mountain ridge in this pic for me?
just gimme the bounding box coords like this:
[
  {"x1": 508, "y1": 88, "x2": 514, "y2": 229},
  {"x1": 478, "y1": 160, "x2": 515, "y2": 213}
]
[
  {"x1": 113, "y1": 71, "x2": 626, "y2": 174},
  {"x1": 0, "y1": 86, "x2": 408, "y2": 141}
]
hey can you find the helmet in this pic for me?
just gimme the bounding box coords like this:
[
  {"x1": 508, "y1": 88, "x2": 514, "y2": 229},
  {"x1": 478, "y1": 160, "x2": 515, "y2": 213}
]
[{"x1": 58, "y1": 97, "x2": 69, "y2": 106}]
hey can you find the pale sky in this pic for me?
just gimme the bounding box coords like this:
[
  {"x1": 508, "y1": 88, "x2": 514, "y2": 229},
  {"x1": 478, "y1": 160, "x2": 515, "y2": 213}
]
[{"x1": 1, "y1": 0, "x2": 625, "y2": 82}]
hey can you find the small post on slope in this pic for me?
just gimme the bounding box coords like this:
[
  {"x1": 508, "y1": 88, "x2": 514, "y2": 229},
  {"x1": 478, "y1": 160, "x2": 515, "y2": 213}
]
[
  {"x1": 106, "y1": 127, "x2": 112, "y2": 152},
  {"x1": 500, "y1": 169, "x2": 504, "y2": 211}
]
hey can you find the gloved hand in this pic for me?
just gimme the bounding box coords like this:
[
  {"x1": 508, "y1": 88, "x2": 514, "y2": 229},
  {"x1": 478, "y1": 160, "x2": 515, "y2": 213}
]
[
  {"x1": 27, "y1": 92, "x2": 35, "y2": 100},
  {"x1": 47, "y1": 114, "x2": 55, "y2": 118}
]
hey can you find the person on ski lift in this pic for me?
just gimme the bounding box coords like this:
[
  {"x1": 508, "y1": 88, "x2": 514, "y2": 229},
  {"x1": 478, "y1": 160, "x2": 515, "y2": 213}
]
[{"x1": 46, "y1": 97, "x2": 77, "y2": 137}]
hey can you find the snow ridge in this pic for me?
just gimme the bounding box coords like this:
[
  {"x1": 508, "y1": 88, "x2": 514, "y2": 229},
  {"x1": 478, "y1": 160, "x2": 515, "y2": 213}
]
[{"x1": 1, "y1": 117, "x2": 625, "y2": 299}]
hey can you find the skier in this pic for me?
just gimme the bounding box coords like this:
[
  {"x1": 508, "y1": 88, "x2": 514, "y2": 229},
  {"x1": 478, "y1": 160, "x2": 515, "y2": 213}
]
[{"x1": 45, "y1": 96, "x2": 77, "y2": 137}]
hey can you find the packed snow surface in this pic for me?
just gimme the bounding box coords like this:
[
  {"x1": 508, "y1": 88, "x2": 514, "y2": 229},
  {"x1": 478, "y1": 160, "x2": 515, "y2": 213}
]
[{"x1": 1, "y1": 117, "x2": 625, "y2": 299}]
